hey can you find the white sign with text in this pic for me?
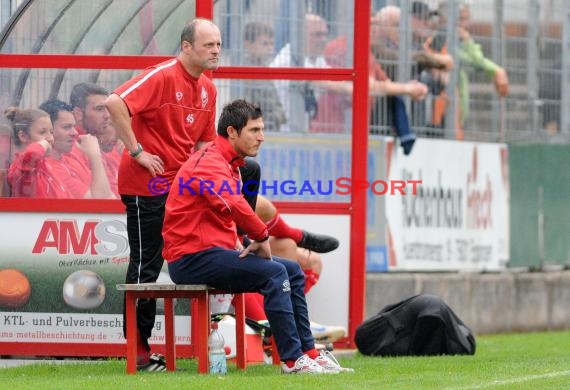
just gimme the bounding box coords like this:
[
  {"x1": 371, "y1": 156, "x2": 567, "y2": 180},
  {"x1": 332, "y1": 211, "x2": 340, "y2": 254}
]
[{"x1": 385, "y1": 139, "x2": 510, "y2": 271}]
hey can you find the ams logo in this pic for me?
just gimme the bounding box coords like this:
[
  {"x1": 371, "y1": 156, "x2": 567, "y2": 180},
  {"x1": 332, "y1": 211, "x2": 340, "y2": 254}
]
[{"x1": 32, "y1": 219, "x2": 129, "y2": 256}]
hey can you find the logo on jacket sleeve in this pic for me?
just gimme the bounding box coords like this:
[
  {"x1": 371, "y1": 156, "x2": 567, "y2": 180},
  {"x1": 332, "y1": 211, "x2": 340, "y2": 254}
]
[{"x1": 282, "y1": 279, "x2": 291, "y2": 292}]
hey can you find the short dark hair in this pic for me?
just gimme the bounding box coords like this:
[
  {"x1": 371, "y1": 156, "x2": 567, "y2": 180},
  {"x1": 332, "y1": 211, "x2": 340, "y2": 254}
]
[
  {"x1": 243, "y1": 22, "x2": 274, "y2": 43},
  {"x1": 69, "y1": 82, "x2": 109, "y2": 110},
  {"x1": 411, "y1": 1, "x2": 430, "y2": 20},
  {"x1": 39, "y1": 99, "x2": 73, "y2": 124},
  {"x1": 217, "y1": 99, "x2": 262, "y2": 137}
]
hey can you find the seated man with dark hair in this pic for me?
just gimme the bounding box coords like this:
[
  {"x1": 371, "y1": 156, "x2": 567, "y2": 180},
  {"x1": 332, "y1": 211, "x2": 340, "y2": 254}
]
[{"x1": 162, "y1": 99, "x2": 352, "y2": 374}]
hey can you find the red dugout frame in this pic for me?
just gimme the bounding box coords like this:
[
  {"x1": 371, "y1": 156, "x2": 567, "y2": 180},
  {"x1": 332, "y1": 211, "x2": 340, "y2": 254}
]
[{"x1": 0, "y1": 1, "x2": 370, "y2": 351}]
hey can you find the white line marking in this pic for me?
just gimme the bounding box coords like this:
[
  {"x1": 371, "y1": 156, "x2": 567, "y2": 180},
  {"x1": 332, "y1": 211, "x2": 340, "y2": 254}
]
[{"x1": 448, "y1": 370, "x2": 570, "y2": 389}]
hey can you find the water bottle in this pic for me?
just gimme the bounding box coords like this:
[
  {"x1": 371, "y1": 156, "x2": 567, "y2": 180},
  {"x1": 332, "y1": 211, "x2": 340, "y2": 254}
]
[{"x1": 208, "y1": 321, "x2": 227, "y2": 375}]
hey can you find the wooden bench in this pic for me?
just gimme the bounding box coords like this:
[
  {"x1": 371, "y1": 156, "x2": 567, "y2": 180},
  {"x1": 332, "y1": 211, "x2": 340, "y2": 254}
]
[{"x1": 117, "y1": 283, "x2": 246, "y2": 374}]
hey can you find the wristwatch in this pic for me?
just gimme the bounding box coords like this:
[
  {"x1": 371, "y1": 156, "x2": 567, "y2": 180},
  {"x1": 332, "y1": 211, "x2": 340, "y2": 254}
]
[{"x1": 129, "y1": 143, "x2": 143, "y2": 158}]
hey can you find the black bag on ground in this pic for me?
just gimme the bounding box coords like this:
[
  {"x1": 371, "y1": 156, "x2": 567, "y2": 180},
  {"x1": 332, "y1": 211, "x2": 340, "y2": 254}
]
[{"x1": 355, "y1": 294, "x2": 476, "y2": 356}]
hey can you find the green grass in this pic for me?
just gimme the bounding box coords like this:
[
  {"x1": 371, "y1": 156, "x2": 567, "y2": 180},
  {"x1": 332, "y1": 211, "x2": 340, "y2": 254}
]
[{"x1": 2, "y1": 330, "x2": 570, "y2": 389}]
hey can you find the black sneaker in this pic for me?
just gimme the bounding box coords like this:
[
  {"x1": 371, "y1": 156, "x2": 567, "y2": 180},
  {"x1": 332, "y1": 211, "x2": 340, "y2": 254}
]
[
  {"x1": 298, "y1": 231, "x2": 339, "y2": 253},
  {"x1": 137, "y1": 353, "x2": 166, "y2": 372}
]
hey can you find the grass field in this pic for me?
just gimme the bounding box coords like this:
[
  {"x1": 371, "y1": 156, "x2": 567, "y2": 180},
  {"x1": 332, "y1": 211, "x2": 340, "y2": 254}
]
[{"x1": 2, "y1": 330, "x2": 570, "y2": 389}]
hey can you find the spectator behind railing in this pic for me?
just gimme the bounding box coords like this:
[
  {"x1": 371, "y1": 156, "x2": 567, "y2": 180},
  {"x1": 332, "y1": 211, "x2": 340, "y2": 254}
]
[
  {"x1": 269, "y1": 13, "x2": 331, "y2": 133},
  {"x1": 439, "y1": 3, "x2": 509, "y2": 139},
  {"x1": 239, "y1": 22, "x2": 287, "y2": 132},
  {"x1": 431, "y1": 2, "x2": 509, "y2": 139},
  {"x1": 369, "y1": 5, "x2": 454, "y2": 138},
  {"x1": 371, "y1": 4, "x2": 453, "y2": 79},
  {"x1": 309, "y1": 11, "x2": 428, "y2": 154}
]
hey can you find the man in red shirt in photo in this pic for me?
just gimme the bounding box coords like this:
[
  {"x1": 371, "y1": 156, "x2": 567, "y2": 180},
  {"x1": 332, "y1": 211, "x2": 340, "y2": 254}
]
[
  {"x1": 162, "y1": 99, "x2": 353, "y2": 374},
  {"x1": 104, "y1": 18, "x2": 221, "y2": 371}
]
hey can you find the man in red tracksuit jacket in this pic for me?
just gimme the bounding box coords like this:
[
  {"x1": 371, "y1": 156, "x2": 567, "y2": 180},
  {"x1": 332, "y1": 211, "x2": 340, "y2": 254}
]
[{"x1": 162, "y1": 99, "x2": 352, "y2": 374}]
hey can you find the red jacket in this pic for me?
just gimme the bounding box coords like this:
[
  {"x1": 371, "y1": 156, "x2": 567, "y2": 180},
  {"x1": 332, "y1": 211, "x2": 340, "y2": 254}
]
[
  {"x1": 114, "y1": 58, "x2": 217, "y2": 196},
  {"x1": 162, "y1": 136, "x2": 268, "y2": 262},
  {"x1": 8, "y1": 143, "x2": 91, "y2": 198}
]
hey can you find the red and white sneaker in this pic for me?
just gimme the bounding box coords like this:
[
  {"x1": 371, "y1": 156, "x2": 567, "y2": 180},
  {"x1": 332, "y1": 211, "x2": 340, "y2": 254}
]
[
  {"x1": 281, "y1": 354, "x2": 325, "y2": 374},
  {"x1": 313, "y1": 350, "x2": 354, "y2": 373}
]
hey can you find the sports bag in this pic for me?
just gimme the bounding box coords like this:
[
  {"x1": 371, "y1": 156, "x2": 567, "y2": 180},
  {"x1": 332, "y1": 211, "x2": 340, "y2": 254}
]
[{"x1": 355, "y1": 294, "x2": 476, "y2": 356}]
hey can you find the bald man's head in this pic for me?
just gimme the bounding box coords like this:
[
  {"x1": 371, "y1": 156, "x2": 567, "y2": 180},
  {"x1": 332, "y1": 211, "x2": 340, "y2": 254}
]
[
  {"x1": 371, "y1": 6, "x2": 400, "y2": 47},
  {"x1": 305, "y1": 13, "x2": 329, "y2": 58},
  {"x1": 377, "y1": 6, "x2": 401, "y2": 28}
]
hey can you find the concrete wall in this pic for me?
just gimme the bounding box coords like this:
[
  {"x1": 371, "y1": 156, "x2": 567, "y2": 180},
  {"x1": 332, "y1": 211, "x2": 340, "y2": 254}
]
[{"x1": 365, "y1": 271, "x2": 570, "y2": 335}]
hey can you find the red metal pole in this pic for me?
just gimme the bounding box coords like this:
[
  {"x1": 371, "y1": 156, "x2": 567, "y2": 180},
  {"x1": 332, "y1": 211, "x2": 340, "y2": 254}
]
[
  {"x1": 348, "y1": 0, "x2": 371, "y2": 347},
  {"x1": 125, "y1": 292, "x2": 137, "y2": 374},
  {"x1": 196, "y1": 1, "x2": 214, "y2": 79},
  {"x1": 164, "y1": 298, "x2": 176, "y2": 371},
  {"x1": 195, "y1": 0, "x2": 213, "y2": 19}
]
